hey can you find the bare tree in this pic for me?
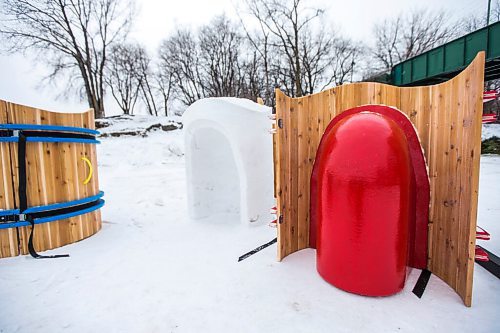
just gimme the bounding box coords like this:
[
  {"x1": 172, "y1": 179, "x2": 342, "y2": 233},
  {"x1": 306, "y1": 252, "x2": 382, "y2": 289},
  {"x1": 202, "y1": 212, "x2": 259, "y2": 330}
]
[
  {"x1": 159, "y1": 17, "x2": 259, "y2": 107},
  {"x1": 156, "y1": 3, "x2": 363, "y2": 108},
  {"x1": 302, "y1": 34, "x2": 363, "y2": 94},
  {"x1": 329, "y1": 39, "x2": 364, "y2": 86},
  {"x1": 461, "y1": 0, "x2": 500, "y2": 33},
  {"x1": 105, "y1": 43, "x2": 144, "y2": 115},
  {"x1": 490, "y1": 0, "x2": 500, "y2": 24},
  {"x1": 159, "y1": 29, "x2": 205, "y2": 106},
  {"x1": 136, "y1": 50, "x2": 159, "y2": 116},
  {"x1": 460, "y1": 0, "x2": 500, "y2": 116},
  {"x1": 244, "y1": 0, "x2": 324, "y2": 97},
  {"x1": 238, "y1": 12, "x2": 274, "y2": 104},
  {"x1": 300, "y1": 28, "x2": 332, "y2": 95},
  {"x1": 239, "y1": 49, "x2": 268, "y2": 102},
  {"x1": 0, "y1": 0, "x2": 133, "y2": 118},
  {"x1": 243, "y1": 0, "x2": 361, "y2": 98},
  {"x1": 371, "y1": 9, "x2": 456, "y2": 72},
  {"x1": 198, "y1": 16, "x2": 244, "y2": 98},
  {"x1": 155, "y1": 64, "x2": 174, "y2": 117}
]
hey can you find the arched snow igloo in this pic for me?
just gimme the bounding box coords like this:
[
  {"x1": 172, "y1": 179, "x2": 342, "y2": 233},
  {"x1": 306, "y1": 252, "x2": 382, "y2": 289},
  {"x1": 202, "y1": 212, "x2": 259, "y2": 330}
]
[{"x1": 183, "y1": 98, "x2": 274, "y2": 224}]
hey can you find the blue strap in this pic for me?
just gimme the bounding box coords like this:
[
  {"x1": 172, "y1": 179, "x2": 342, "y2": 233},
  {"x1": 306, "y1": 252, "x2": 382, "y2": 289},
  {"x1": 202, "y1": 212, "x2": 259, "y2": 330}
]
[
  {"x1": 35, "y1": 199, "x2": 105, "y2": 224},
  {"x1": 0, "y1": 137, "x2": 18, "y2": 142},
  {"x1": 0, "y1": 124, "x2": 99, "y2": 135},
  {"x1": 0, "y1": 221, "x2": 29, "y2": 229},
  {"x1": 0, "y1": 199, "x2": 105, "y2": 229},
  {"x1": 0, "y1": 208, "x2": 20, "y2": 216},
  {"x1": 24, "y1": 191, "x2": 104, "y2": 214},
  {"x1": 26, "y1": 137, "x2": 100, "y2": 144},
  {"x1": 0, "y1": 137, "x2": 100, "y2": 144}
]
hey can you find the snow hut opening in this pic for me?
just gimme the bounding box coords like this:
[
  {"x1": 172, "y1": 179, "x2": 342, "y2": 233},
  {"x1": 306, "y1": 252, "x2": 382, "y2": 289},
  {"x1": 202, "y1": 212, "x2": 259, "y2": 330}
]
[
  {"x1": 189, "y1": 126, "x2": 240, "y2": 218},
  {"x1": 183, "y1": 98, "x2": 274, "y2": 224}
]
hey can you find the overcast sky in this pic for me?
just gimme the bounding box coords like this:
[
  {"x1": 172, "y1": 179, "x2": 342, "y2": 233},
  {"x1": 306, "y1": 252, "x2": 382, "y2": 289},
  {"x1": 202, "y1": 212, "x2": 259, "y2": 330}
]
[{"x1": 0, "y1": 0, "x2": 486, "y2": 114}]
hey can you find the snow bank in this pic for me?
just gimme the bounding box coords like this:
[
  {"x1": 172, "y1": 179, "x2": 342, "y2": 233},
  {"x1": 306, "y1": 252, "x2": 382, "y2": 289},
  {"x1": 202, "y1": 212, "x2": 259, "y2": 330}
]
[
  {"x1": 96, "y1": 114, "x2": 182, "y2": 137},
  {"x1": 183, "y1": 98, "x2": 274, "y2": 224},
  {"x1": 482, "y1": 123, "x2": 500, "y2": 140}
]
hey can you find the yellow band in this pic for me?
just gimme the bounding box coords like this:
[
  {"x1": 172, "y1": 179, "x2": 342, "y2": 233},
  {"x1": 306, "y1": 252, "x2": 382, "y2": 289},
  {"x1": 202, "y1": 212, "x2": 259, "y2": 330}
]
[{"x1": 82, "y1": 157, "x2": 93, "y2": 185}]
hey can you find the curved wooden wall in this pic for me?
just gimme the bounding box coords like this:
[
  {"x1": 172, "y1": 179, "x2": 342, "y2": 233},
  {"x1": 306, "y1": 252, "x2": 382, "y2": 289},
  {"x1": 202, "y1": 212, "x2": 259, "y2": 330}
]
[
  {"x1": 274, "y1": 52, "x2": 485, "y2": 306},
  {"x1": 0, "y1": 100, "x2": 101, "y2": 258}
]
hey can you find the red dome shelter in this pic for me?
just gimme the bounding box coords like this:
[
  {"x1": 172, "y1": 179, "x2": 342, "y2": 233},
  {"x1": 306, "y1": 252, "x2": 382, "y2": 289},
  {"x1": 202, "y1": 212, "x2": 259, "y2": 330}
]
[{"x1": 310, "y1": 105, "x2": 430, "y2": 296}]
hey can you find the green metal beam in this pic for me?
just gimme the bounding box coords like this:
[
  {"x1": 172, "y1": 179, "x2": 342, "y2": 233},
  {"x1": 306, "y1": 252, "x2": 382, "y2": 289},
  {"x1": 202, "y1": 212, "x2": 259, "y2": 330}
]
[{"x1": 391, "y1": 21, "x2": 500, "y2": 86}]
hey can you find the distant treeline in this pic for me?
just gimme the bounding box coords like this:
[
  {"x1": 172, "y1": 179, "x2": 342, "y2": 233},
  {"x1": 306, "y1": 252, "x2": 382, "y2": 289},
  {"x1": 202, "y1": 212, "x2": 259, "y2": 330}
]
[{"x1": 1, "y1": 0, "x2": 499, "y2": 117}]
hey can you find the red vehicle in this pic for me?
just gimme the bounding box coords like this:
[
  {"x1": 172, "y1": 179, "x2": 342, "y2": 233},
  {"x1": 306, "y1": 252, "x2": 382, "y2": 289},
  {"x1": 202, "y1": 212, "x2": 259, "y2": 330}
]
[
  {"x1": 483, "y1": 113, "x2": 497, "y2": 123},
  {"x1": 483, "y1": 90, "x2": 499, "y2": 123}
]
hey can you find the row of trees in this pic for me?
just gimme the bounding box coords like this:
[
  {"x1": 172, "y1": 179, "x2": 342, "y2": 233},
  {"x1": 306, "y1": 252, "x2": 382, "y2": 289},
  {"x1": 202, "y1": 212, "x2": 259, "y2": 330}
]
[
  {"x1": 1, "y1": 0, "x2": 498, "y2": 118},
  {"x1": 0, "y1": 0, "x2": 132, "y2": 118}
]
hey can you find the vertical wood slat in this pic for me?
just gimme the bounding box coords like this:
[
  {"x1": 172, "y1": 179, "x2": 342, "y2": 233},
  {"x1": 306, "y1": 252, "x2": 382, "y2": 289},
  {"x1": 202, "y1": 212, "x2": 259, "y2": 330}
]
[
  {"x1": 0, "y1": 101, "x2": 19, "y2": 257},
  {"x1": 466, "y1": 57, "x2": 484, "y2": 306},
  {"x1": 274, "y1": 52, "x2": 485, "y2": 306},
  {"x1": 0, "y1": 100, "x2": 102, "y2": 258},
  {"x1": 275, "y1": 90, "x2": 287, "y2": 259},
  {"x1": 296, "y1": 96, "x2": 309, "y2": 249}
]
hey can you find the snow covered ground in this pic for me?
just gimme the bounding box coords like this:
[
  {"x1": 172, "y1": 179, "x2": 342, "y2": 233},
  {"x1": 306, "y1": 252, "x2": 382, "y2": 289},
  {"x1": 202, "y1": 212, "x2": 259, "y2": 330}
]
[{"x1": 0, "y1": 125, "x2": 499, "y2": 332}]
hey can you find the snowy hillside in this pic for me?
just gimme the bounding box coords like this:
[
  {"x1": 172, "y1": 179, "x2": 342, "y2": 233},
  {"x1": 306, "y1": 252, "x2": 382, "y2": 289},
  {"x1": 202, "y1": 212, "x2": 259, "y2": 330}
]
[
  {"x1": 0, "y1": 120, "x2": 498, "y2": 332},
  {"x1": 482, "y1": 123, "x2": 500, "y2": 140},
  {"x1": 96, "y1": 114, "x2": 182, "y2": 137}
]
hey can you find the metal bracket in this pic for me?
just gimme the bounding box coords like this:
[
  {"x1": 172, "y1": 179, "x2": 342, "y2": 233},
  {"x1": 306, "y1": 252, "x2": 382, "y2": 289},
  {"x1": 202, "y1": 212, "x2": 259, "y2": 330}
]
[{"x1": 0, "y1": 213, "x2": 25, "y2": 223}]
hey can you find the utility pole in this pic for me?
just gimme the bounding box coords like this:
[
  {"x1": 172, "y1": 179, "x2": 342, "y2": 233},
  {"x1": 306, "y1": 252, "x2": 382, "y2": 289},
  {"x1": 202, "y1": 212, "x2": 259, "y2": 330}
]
[{"x1": 487, "y1": 0, "x2": 492, "y2": 25}]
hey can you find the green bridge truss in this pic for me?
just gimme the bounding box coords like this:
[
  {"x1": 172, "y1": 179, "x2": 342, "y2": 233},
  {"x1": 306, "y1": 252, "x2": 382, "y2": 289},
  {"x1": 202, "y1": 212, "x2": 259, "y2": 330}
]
[{"x1": 377, "y1": 21, "x2": 500, "y2": 86}]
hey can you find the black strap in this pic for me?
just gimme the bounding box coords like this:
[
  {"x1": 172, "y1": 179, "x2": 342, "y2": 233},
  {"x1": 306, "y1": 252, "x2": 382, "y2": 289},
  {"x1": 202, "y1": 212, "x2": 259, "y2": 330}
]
[
  {"x1": 21, "y1": 130, "x2": 95, "y2": 140},
  {"x1": 1, "y1": 129, "x2": 96, "y2": 140},
  {"x1": 0, "y1": 129, "x2": 13, "y2": 137},
  {"x1": 18, "y1": 133, "x2": 27, "y2": 212},
  {"x1": 0, "y1": 199, "x2": 101, "y2": 225},
  {"x1": 412, "y1": 269, "x2": 432, "y2": 298},
  {"x1": 26, "y1": 216, "x2": 68, "y2": 259},
  {"x1": 475, "y1": 246, "x2": 500, "y2": 279},
  {"x1": 238, "y1": 238, "x2": 277, "y2": 262},
  {"x1": 18, "y1": 132, "x2": 69, "y2": 259}
]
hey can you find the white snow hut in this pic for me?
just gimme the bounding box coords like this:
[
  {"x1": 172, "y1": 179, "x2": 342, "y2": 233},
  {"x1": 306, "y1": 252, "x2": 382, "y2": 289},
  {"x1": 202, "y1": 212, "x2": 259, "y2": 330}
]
[{"x1": 183, "y1": 98, "x2": 274, "y2": 224}]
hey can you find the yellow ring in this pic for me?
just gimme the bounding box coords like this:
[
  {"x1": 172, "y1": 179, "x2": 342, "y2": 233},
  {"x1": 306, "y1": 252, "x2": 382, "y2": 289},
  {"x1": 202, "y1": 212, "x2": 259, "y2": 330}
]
[{"x1": 82, "y1": 157, "x2": 93, "y2": 185}]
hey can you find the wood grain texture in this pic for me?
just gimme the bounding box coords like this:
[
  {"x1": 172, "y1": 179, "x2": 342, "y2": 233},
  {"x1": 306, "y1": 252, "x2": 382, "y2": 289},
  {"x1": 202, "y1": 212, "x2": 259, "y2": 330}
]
[
  {"x1": 0, "y1": 101, "x2": 19, "y2": 257},
  {"x1": 0, "y1": 100, "x2": 102, "y2": 259},
  {"x1": 274, "y1": 52, "x2": 485, "y2": 306}
]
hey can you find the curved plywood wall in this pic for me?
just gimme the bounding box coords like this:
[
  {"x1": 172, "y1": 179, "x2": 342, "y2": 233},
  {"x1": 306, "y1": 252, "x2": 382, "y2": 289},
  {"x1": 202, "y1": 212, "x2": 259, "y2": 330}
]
[
  {"x1": 274, "y1": 52, "x2": 485, "y2": 306},
  {"x1": 0, "y1": 100, "x2": 101, "y2": 258}
]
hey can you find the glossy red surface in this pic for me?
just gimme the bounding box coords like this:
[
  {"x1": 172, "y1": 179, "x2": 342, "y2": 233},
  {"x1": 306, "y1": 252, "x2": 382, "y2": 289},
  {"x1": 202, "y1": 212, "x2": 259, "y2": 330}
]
[
  {"x1": 315, "y1": 111, "x2": 412, "y2": 296},
  {"x1": 310, "y1": 105, "x2": 429, "y2": 270}
]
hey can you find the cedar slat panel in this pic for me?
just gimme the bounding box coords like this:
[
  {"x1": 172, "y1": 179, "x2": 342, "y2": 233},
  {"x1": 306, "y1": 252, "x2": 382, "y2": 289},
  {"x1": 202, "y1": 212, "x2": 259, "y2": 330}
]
[
  {"x1": 274, "y1": 53, "x2": 485, "y2": 306},
  {"x1": 0, "y1": 100, "x2": 102, "y2": 258}
]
